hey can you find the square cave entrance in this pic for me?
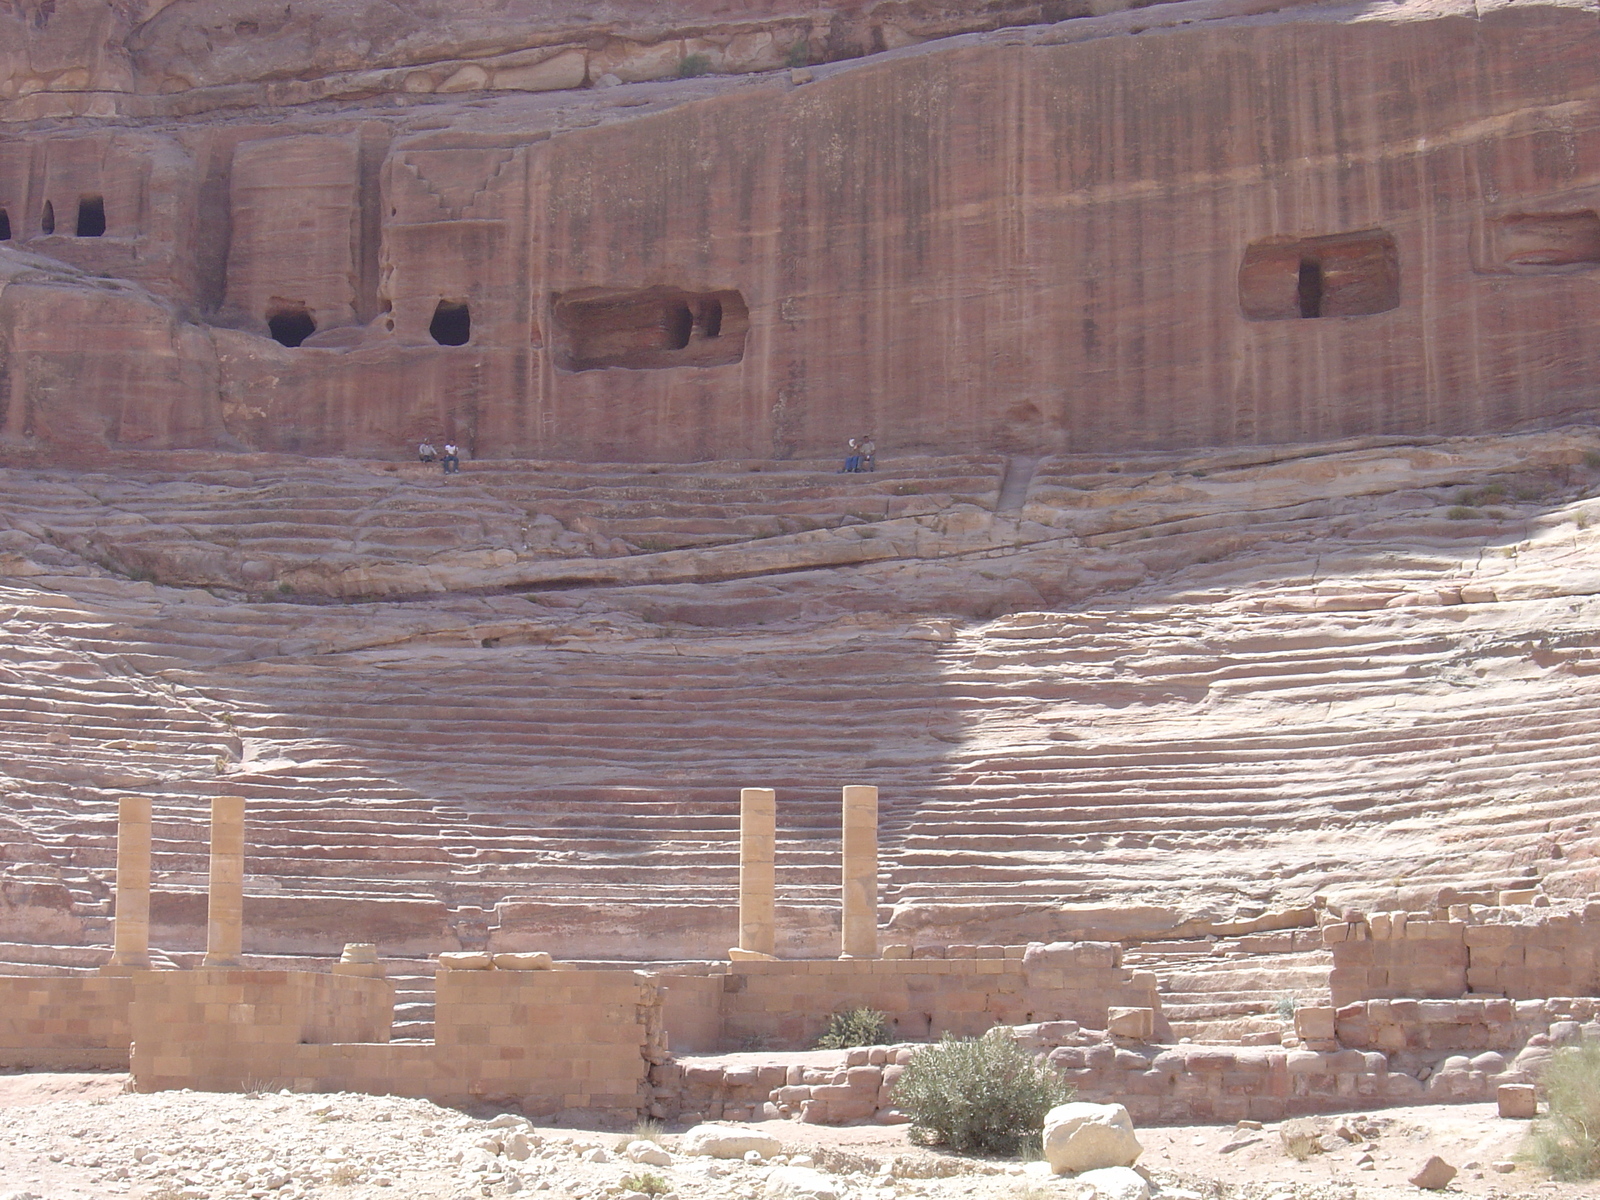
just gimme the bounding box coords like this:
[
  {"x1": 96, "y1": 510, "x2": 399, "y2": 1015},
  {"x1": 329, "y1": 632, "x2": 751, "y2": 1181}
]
[
  {"x1": 1238, "y1": 230, "x2": 1400, "y2": 321},
  {"x1": 549, "y1": 286, "x2": 748, "y2": 372}
]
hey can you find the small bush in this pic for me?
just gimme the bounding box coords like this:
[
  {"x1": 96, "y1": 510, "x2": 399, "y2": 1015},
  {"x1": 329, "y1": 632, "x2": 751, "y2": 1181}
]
[
  {"x1": 1586, "y1": 450, "x2": 1600, "y2": 470},
  {"x1": 892, "y1": 1027, "x2": 1075, "y2": 1155},
  {"x1": 1272, "y1": 994, "x2": 1297, "y2": 1020},
  {"x1": 678, "y1": 53, "x2": 712, "y2": 78},
  {"x1": 1527, "y1": 1043, "x2": 1600, "y2": 1179},
  {"x1": 620, "y1": 1171, "x2": 670, "y2": 1196},
  {"x1": 815, "y1": 1006, "x2": 890, "y2": 1049},
  {"x1": 785, "y1": 40, "x2": 812, "y2": 68},
  {"x1": 1446, "y1": 505, "x2": 1479, "y2": 520}
]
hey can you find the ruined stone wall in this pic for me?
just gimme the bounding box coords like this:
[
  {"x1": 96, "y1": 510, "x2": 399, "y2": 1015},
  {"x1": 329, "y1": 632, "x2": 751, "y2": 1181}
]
[
  {"x1": 1324, "y1": 903, "x2": 1600, "y2": 1006},
  {"x1": 127, "y1": 967, "x2": 659, "y2": 1117},
  {"x1": 716, "y1": 942, "x2": 1158, "y2": 1050},
  {"x1": 130, "y1": 969, "x2": 395, "y2": 1093},
  {"x1": 0, "y1": 975, "x2": 132, "y2": 1069},
  {"x1": 10, "y1": 5, "x2": 1600, "y2": 461}
]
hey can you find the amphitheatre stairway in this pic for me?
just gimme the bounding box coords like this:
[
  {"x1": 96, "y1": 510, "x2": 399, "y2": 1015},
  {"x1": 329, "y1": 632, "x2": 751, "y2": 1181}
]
[{"x1": 0, "y1": 432, "x2": 1598, "y2": 1024}]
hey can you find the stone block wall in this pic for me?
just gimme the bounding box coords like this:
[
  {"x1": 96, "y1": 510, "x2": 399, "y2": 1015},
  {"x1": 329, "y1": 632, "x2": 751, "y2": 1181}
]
[
  {"x1": 432, "y1": 967, "x2": 659, "y2": 1115},
  {"x1": 658, "y1": 973, "x2": 722, "y2": 1055},
  {"x1": 1325, "y1": 904, "x2": 1600, "y2": 1005},
  {"x1": 716, "y1": 943, "x2": 1157, "y2": 1050},
  {"x1": 127, "y1": 966, "x2": 660, "y2": 1118},
  {"x1": 0, "y1": 975, "x2": 132, "y2": 1068},
  {"x1": 1335, "y1": 996, "x2": 1600, "y2": 1054},
  {"x1": 130, "y1": 968, "x2": 396, "y2": 1093},
  {"x1": 654, "y1": 1006, "x2": 1600, "y2": 1126}
]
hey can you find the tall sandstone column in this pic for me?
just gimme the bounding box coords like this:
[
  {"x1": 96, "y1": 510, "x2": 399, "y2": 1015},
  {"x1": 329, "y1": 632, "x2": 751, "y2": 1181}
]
[
  {"x1": 202, "y1": 796, "x2": 246, "y2": 967},
  {"x1": 106, "y1": 796, "x2": 152, "y2": 970},
  {"x1": 738, "y1": 787, "x2": 776, "y2": 956},
  {"x1": 840, "y1": 785, "x2": 878, "y2": 959}
]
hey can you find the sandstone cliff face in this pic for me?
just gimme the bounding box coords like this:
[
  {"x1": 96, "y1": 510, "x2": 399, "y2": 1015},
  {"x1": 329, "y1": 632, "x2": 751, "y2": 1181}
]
[
  {"x1": 2, "y1": 0, "x2": 1100, "y2": 119},
  {"x1": 0, "y1": 247, "x2": 227, "y2": 449},
  {"x1": 7, "y1": 0, "x2": 1600, "y2": 462}
]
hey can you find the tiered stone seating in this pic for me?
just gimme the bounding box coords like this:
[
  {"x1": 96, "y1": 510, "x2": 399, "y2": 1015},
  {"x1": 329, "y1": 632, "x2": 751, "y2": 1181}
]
[{"x1": 1, "y1": 434, "x2": 1598, "y2": 1043}]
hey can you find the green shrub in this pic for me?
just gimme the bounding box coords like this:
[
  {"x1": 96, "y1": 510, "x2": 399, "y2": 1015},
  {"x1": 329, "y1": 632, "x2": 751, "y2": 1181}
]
[
  {"x1": 891, "y1": 1028, "x2": 1075, "y2": 1155},
  {"x1": 678, "y1": 53, "x2": 712, "y2": 78},
  {"x1": 1446, "y1": 505, "x2": 1479, "y2": 520},
  {"x1": 815, "y1": 1006, "x2": 890, "y2": 1049},
  {"x1": 784, "y1": 40, "x2": 812, "y2": 68},
  {"x1": 619, "y1": 1171, "x2": 670, "y2": 1196},
  {"x1": 1527, "y1": 1043, "x2": 1600, "y2": 1179}
]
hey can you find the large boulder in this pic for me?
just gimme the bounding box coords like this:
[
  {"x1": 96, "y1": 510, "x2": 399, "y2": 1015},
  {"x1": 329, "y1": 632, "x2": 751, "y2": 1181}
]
[
  {"x1": 679, "y1": 1124, "x2": 783, "y2": 1160},
  {"x1": 1043, "y1": 1102, "x2": 1143, "y2": 1174}
]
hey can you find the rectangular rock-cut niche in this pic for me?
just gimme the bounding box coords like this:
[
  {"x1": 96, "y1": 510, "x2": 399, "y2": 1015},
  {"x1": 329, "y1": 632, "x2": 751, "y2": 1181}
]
[
  {"x1": 550, "y1": 286, "x2": 748, "y2": 372},
  {"x1": 1481, "y1": 211, "x2": 1600, "y2": 272},
  {"x1": 1239, "y1": 230, "x2": 1400, "y2": 321}
]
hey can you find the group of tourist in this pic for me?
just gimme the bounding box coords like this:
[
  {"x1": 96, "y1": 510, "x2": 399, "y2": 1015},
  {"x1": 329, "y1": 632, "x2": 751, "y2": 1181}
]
[
  {"x1": 841, "y1": 435, "x2": 876, "y2": 473},
  {"x1": 417, "y1": 441, "x2": 461, "y2": 474}
]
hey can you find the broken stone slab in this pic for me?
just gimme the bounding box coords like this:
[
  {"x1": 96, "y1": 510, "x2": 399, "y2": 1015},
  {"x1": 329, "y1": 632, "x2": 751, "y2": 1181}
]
[
  {"x1": 728, "y1": 947, "x2": 777, "y2": 961},
  {"x1": 1043, "y1": 1102, "x2": 1142, "y2": 1174},
  {"x1": 1497, "y1": 1083, "x2": 1536, "y2": 1118},
  {"x1": 1408, "y1": 1156, "x2": 1457, "y2": 1190},
  {"x1": 1294, "y1": 1004, "x2": 1336, "y2": 1042},
  {"x1": 438, "y1": 951, "x2": 492, "y2": 970},
  {"x1": 680, "y1": 1124, "x2": 783, "y2": 1159},
  {"x1": 493, "y1": 951, "x2": 553, "y2": 970},
  {"x1": 1106, "y1": 1007, "x2": 1154, "y2": 1041}
]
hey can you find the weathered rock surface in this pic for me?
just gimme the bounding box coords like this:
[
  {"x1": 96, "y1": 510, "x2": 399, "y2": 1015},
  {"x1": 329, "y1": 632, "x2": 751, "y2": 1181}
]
[
  {"x1": 9, "y1": 2, "x2": 1600, "y2": 461},
  {"x1": 1072, "y1": 1166, "x2": 1150, "y2": 1200},
  {"x1": 1043, "y1": 1102, "x2": 1142, "y2": 1174},
  {"x1": 764, "y1": 1164, "x2": 840, "y2": 1200},
  {"x1": 680, "y1": 1124, "x2": 783, "y2": 1159}
]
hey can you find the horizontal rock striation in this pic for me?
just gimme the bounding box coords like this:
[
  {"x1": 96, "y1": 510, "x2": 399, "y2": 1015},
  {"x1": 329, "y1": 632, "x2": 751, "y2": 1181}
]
[{"x1": 0, "y1": 428, "x2": 1598, "y2": 979}]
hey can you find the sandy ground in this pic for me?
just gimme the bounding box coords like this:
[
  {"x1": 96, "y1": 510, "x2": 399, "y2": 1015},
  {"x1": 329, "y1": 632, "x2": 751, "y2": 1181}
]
[{"x1": 0, "y1": 1072, "x2": 1586, "y2": 1200}]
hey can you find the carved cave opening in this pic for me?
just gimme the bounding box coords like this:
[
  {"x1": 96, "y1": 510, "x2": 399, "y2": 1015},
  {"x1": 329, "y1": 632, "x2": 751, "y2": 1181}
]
[
  {"x1": 1488, "y1": 210, "x2": 1600, "y2": 270},
  {"x1": 550, "y1": 286, "x2": 749, "y2": 372},
  {"x1": 76, "y1": 195, "x2": 105, "y2": 238},
  {"x1": 0, "y1": 209, "x2": 10, "y2": 240},
  {"x1": 1296, "y1": 259, "x2": 1323, "y2": 319},
  {"x1": 267, "y1": 305, "x2": 317, "y2": 348},
  {"x1": 1239, "y1": 230, "x2": 1399, "y2": 321},
  {"x1": 41, "y1": 201, "x2": 54, "y2": 236},
  {"x1": 430, "y1": 300, "x2": 471, "y2": 346}
]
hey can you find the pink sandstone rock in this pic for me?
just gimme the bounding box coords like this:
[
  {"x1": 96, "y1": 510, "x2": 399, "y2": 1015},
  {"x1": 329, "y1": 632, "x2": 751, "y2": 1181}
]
[{"x1": 11, "y1": 4, "x2": 1600, "y2": 461}]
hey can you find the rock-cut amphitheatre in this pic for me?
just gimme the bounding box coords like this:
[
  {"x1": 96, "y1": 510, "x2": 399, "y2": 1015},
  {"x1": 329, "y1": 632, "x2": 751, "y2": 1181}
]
[{"x1": 2, "y1": 0, "x2": 1600, "y2": 1189}]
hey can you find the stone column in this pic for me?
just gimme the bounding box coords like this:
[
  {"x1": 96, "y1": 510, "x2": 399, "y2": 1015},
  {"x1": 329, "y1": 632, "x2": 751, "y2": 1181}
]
[
  {"x1": 106, "y1": 796, "x2": 152, "y2": 971},
  {"x1": 840, "y1": 784, "x2": 878, "y2": 959},
  {"x1": 202, "y1": 795, "x2": 246, "y2": 967},
  {"x1": 738, "y1": 787, "x2": 776, "y2": 956}
]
